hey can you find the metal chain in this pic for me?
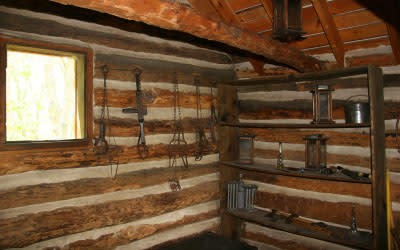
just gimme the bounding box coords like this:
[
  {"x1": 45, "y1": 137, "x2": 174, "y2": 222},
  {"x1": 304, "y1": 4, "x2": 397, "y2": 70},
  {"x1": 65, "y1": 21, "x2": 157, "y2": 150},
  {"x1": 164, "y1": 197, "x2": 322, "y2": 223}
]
[{"x1": 396, "y1": 116, "x2": 400, "y2": 153}]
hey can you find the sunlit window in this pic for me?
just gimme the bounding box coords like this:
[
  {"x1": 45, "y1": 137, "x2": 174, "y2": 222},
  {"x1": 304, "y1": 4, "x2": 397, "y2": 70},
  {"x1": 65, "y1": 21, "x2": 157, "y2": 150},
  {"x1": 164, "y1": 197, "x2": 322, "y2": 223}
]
[{"x1": 5, "y1": 44, "x2": 87, "y2": 142}]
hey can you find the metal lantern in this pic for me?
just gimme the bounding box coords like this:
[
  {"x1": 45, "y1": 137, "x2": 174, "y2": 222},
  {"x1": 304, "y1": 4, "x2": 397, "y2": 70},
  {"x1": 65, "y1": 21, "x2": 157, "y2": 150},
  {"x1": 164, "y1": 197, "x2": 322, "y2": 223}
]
[
  {"x1": 304, "y1": 134, "x2": 327, "y2": 169},
  {"x1": 311, "y1": 85, "x2": 334, "y2": 124},
  {"x1": 239, "y1": 134, "x2": 255, "y2": 164},
  {"x1": 271, "y1": 0, "x2": 306, "y2": 42}
]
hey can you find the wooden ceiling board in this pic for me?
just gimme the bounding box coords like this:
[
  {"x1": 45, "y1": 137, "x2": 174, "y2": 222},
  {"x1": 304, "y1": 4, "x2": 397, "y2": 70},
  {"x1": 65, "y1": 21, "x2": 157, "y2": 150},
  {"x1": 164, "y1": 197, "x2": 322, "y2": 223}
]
[
  {"x1": 305, "y1": 36, "x2": 390, "y2": 54},
  {"x1": 302, "y1": 9, "x2": 381, "y2": 36},
  {"x1": 236, "y1": 5, "x2": 268, "y2": 23},
  {"x1": 187, "y1": 0, "x2": 222, "y2": 20},
  {"x1": 339, "y1": 22, "x2": 387, "y2": 43},
  {"x1": 226, "y1": 0, "x2": 260, "y2": 12},
  {"x1": 242, "y1": 18, "x2": 272, "y2": 33},
  {"x1": 327, "y1": 0, "x2": 365, "y2": 15}
]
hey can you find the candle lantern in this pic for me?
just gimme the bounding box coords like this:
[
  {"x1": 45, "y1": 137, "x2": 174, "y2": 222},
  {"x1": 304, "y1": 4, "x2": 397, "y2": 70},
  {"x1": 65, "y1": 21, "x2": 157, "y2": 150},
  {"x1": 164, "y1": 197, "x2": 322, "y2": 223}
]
[
  {"x1": 311, "y1": 84, "x2": 334, "y2": 124},
  {"x1": 239, "y1": 134, "x2": 255, "y2": 164},
  {"x1": 271, "y1": 0, "x2": 306, "y2": 42},
  {"x1": 304, "y1": 134, "x2": 327, "y2": 169}
]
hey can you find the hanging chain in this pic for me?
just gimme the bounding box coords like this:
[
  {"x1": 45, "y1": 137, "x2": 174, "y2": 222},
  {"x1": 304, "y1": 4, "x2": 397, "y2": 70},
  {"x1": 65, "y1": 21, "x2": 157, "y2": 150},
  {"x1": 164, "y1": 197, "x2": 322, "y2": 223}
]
[
  {"x1": 168, "y1": 72, "x2": 189, "y2": 191},
  {"x1": 396, "y1": 116, "x2": 400, "y2": 153},
  {"x1": 94, "y1": 65, "x2": 120, "y2": 179},
  {"x1": 194, "y1": 75, "x2": 210, "y2": 161}
]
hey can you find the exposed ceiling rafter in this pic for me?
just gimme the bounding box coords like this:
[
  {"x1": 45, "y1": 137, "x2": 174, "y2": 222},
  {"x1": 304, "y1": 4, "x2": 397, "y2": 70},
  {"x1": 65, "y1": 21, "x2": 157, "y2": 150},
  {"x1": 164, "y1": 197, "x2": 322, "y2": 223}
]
[
  {"x1": 207, "y1": 0, "x2": 268, "y2": 75},
  {"x1": 312, "y1": 0, "x2": 345, "y2": 67},
  {"x1": 48, "y1": 0, "x2": 324, "y2": 72}
]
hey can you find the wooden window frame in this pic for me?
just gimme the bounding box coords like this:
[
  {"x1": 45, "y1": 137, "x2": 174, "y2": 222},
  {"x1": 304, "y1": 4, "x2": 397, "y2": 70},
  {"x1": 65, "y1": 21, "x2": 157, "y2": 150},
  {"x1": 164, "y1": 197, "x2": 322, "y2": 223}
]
[{"x1": 0, "y1": 37, "x2": 93, "y2": 151}]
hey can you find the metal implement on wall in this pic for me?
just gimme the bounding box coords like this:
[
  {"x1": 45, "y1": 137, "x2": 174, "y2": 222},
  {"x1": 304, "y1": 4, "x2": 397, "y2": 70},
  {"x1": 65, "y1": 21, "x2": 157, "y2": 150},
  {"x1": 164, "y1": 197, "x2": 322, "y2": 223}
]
[
  {"x1": 209, "y1": 87, "x2": 217, "y2": 143},
  {"x1": 93, "y1": 65, "x2": 120, "y2": 179},
  {"x1": 194, "y1": 74, "x2": 211, "y2": 161},
  {"x1": 122, "y1": 68, "x2": 149, "y2": 159},
  {"x1": 168, "y1": 71, "x2": 189, "y2": 191},
  {"x1": 227, "y1": 174, "x2": 258, "y2": 209}
]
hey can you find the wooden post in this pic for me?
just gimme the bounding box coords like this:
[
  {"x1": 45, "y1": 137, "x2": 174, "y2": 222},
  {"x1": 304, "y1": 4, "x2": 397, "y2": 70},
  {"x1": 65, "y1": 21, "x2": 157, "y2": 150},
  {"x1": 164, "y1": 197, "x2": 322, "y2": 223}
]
[
  {"x1": 217, "y1": 83, "x2": 241, "y2": 239},
  {"x1": 368, "y1": 65, "x2": 388, "y2": 249}
]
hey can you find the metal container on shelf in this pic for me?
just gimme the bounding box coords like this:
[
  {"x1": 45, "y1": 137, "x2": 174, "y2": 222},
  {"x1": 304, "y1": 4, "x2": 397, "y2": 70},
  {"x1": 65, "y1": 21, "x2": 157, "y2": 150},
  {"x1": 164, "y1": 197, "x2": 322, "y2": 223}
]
[{"x1": 344, "y1": 95, "x2": 370, "y2": 124}]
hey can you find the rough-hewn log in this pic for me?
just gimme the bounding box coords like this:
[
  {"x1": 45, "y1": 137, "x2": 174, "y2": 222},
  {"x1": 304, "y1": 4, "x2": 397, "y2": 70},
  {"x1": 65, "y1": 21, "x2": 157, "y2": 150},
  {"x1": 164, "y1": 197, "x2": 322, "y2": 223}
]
[
  {"x1": 49, "y1": 0, "x2": 325, "y2": 72},
  {"x1": 255, "y1": 191, "x2": 372, "y2": 229},
  {"x1": 0, "y1": 164, "x2": 217, "y2": 210},
  {"x1": 94, "y1": 88, "x2": 215, "y2": 109},
  {"x1": 0, "y1": 10, "x2": 232, "y2": 65},
  {"x1": 93, "y1": 118, "x2": 212, "y2": 137},
  {"x1": 94, "y1": 55, "x2": 235, "y2": 86},
  {"x1": 0, "y1": 143, "x2": 217, "y2": 175},
  {"x1": 54, "y1": 210, "x2": 219, "y2": 250},
  {"x1": 242, "y1": 128, "x2": 400, "y2": 149},
  {"x1": 0, "y1": 181, "x2": 219, "y2": 248},
  {"x1": 347, "y1": 53, "x2": 398, "y2": 67}
]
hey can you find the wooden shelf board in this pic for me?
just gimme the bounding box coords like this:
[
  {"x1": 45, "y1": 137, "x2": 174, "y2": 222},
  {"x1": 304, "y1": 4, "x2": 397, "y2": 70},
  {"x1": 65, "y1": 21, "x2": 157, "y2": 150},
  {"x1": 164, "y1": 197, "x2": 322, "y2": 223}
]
[
  {"x1": 227, "y1": 208, "x2": 373, "y2": 249},
  {"x1": 221, "y1": 161, "x2": 371, "y2": 184},
  {"x1": 219, "y1": 122, "x2": 371, "y2": 129}
]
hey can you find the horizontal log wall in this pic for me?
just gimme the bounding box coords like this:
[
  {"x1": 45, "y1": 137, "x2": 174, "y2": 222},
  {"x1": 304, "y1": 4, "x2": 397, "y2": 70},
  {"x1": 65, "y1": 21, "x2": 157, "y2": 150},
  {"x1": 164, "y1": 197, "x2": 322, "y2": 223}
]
[
  {"x1": 0, "y1": 6, "x2": 235, "y2": 249},
  {"x1": 236, "y1": 62, "x2": 400, "y2": 248}
]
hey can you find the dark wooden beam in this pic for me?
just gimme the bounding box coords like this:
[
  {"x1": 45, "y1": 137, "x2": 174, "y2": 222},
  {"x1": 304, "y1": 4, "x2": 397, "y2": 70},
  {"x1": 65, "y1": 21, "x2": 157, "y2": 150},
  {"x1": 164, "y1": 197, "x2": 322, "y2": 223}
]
[
  {"x1": 386, "y1": 23, "x2": 400, "y2": 64},
  {"x1": 48, "y1": 0, "x2": 325, "y2": 72},
  {"x1": 312, "y1": 0, "x2": 345, "y2": 67}
]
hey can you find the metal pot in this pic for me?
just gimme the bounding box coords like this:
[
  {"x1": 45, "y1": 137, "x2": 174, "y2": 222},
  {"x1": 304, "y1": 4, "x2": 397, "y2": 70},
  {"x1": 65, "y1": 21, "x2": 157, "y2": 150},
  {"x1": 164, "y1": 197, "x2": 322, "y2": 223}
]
[{"x1": 344, "y1": 96, "x2": 370, "y2": 124}]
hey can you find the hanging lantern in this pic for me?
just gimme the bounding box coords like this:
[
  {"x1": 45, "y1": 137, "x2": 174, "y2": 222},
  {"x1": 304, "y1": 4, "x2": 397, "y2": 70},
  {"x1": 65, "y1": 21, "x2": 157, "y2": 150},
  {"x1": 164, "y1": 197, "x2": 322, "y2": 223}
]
[
  {"x1": 311, "y1": 84, "x2": 334, "y2": 124},
  {"x1": 271, "y1": 0, "x2": 306, "y2": 42},
  {"x1": 238, "y1": 134, "x2": 255, "y2": 164},
  {"x1": 304, "y1": 134, "x2": 327, "y2": 169}
]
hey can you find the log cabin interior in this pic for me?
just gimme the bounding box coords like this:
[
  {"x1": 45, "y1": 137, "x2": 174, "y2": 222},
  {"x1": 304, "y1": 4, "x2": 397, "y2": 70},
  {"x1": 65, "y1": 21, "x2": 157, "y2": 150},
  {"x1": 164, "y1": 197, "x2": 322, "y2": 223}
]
[{"x1": 0, "y1": 0, "x2": 399, "y2": 249}]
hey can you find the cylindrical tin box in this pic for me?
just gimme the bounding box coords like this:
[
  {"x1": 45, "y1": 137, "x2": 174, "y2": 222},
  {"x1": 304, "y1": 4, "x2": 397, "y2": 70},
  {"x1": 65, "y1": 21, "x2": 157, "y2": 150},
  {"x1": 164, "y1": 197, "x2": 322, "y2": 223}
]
[{"x1": 344, "y1": 102, "x2": 370, "y2": 124}]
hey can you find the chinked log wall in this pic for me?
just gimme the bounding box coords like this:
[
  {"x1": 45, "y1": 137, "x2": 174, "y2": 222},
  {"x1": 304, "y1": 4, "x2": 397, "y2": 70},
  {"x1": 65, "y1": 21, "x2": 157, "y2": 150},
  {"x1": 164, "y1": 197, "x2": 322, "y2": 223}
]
[
  {"x1": 236, "y1": 64, "x2": 400, "y2": 249},
  {"x1": 0, "y1": 6, "x2": 235, "y2": 249}
]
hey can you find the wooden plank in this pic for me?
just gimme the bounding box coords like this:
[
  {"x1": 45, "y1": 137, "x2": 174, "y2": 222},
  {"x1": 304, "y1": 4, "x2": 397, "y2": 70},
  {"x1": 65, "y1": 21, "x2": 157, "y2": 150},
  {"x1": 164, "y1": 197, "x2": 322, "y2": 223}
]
[
  {"x1": 223, "y1": 66, "x2": 369, "y2": 86},
  {"x1": 368, "y1": 65, "x2": 388, "y2": 249},
  {"x1": 187, "y1": 0, "x2": 222, "y2": 20},
  {"x1": 0, "y1": 181, "x2": 219, "y2": 248},
  {"x1": 254, "y1": 191, "x2": 374, "y2": 230},
  {"x1": 48, "y1": 0, "x2": 324, "y2": 72},
  {"x1": 209, "y1": 0, "x2": 241, "y2": 24},
  {"x1": 236, "y1": 5, "x2": 268, "y2": 23},
  {"x1": 228, "y1": 208, "x2": 373, "y2": 249},
  {"x1": 242, "y1": 18, "x2": 272, "y2": 33},
  {"x1": 222, "y1": 161, "x2": 371, "y2": 183},
  {"x1": 217, "y1": 83, "x2": 241, "y2": 239},
  {"x1": 226, "y1": 0, "x2": 261, "y2": 12},
  {"x1": 260, "y1": 0, "x2": 273, "y2": 22},
  {"x1": 219, "y1": 121, "x2": 370, "y2": 128}
]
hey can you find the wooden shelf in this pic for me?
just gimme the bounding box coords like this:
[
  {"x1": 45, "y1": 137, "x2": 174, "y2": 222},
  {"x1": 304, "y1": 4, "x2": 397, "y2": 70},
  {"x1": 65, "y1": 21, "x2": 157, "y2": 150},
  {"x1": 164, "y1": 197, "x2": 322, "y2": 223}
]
[
  {"x1": 221, "y1": 161, "x2": 371, "y2": 184},
  {"x1": 219, "y1": 122, "x2": 371, "y2": 129},
  {"x1": 227, "y1": 208, "x2": 372, "y2": 249}
]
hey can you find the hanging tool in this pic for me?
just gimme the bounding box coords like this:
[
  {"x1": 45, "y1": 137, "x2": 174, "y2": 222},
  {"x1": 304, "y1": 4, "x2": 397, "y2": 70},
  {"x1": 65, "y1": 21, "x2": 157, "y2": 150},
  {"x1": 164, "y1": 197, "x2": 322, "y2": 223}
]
[
  {"x1": 94, "y1": 65, "x2": 120, "y2": 179},
  {"x1": 168, "y1": 72, "x2": 189, "y2": 191},
  {"x1": 209, "y1": 87, "x2": 217, "y2": 143},
  {"x1": 122, "y1": 68, "x2": 149, "y2": 159},
  {"x1": 194, "y1": 75, "x2": 211, "y2": 161},
  {"x1": 94, "y1": 65, "x2": 110, "y2": 155}
]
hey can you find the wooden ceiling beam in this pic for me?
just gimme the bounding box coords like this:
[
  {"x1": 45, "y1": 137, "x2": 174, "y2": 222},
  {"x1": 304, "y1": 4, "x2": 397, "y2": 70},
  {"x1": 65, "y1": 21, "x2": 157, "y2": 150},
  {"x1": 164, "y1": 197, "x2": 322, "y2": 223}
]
[
  {"x1": 260, "y1": 0, "x2": 274, "y2": 22},
  {"x1": 186, "y1": 0, "x2": 222, "y2": 21},
  {"x1": 208, "y1": 0, "x2": 268, "y2": 75},
  {"x1": 386, "y1": 24, "x2": 400, "y2": 64},
  {"x1": 312, "y1": 0, "x2": 345, "y2": 67},
  {"x1": 48, "y1": 0, "x2": 324, "y2": 72}
]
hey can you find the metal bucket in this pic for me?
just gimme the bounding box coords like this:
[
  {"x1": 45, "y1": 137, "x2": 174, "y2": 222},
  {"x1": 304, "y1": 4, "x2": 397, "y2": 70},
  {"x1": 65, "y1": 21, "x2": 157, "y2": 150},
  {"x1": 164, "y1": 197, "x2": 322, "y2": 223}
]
[{"x1": 344, "y1": 96, "x2": 370, "y2": 124}]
